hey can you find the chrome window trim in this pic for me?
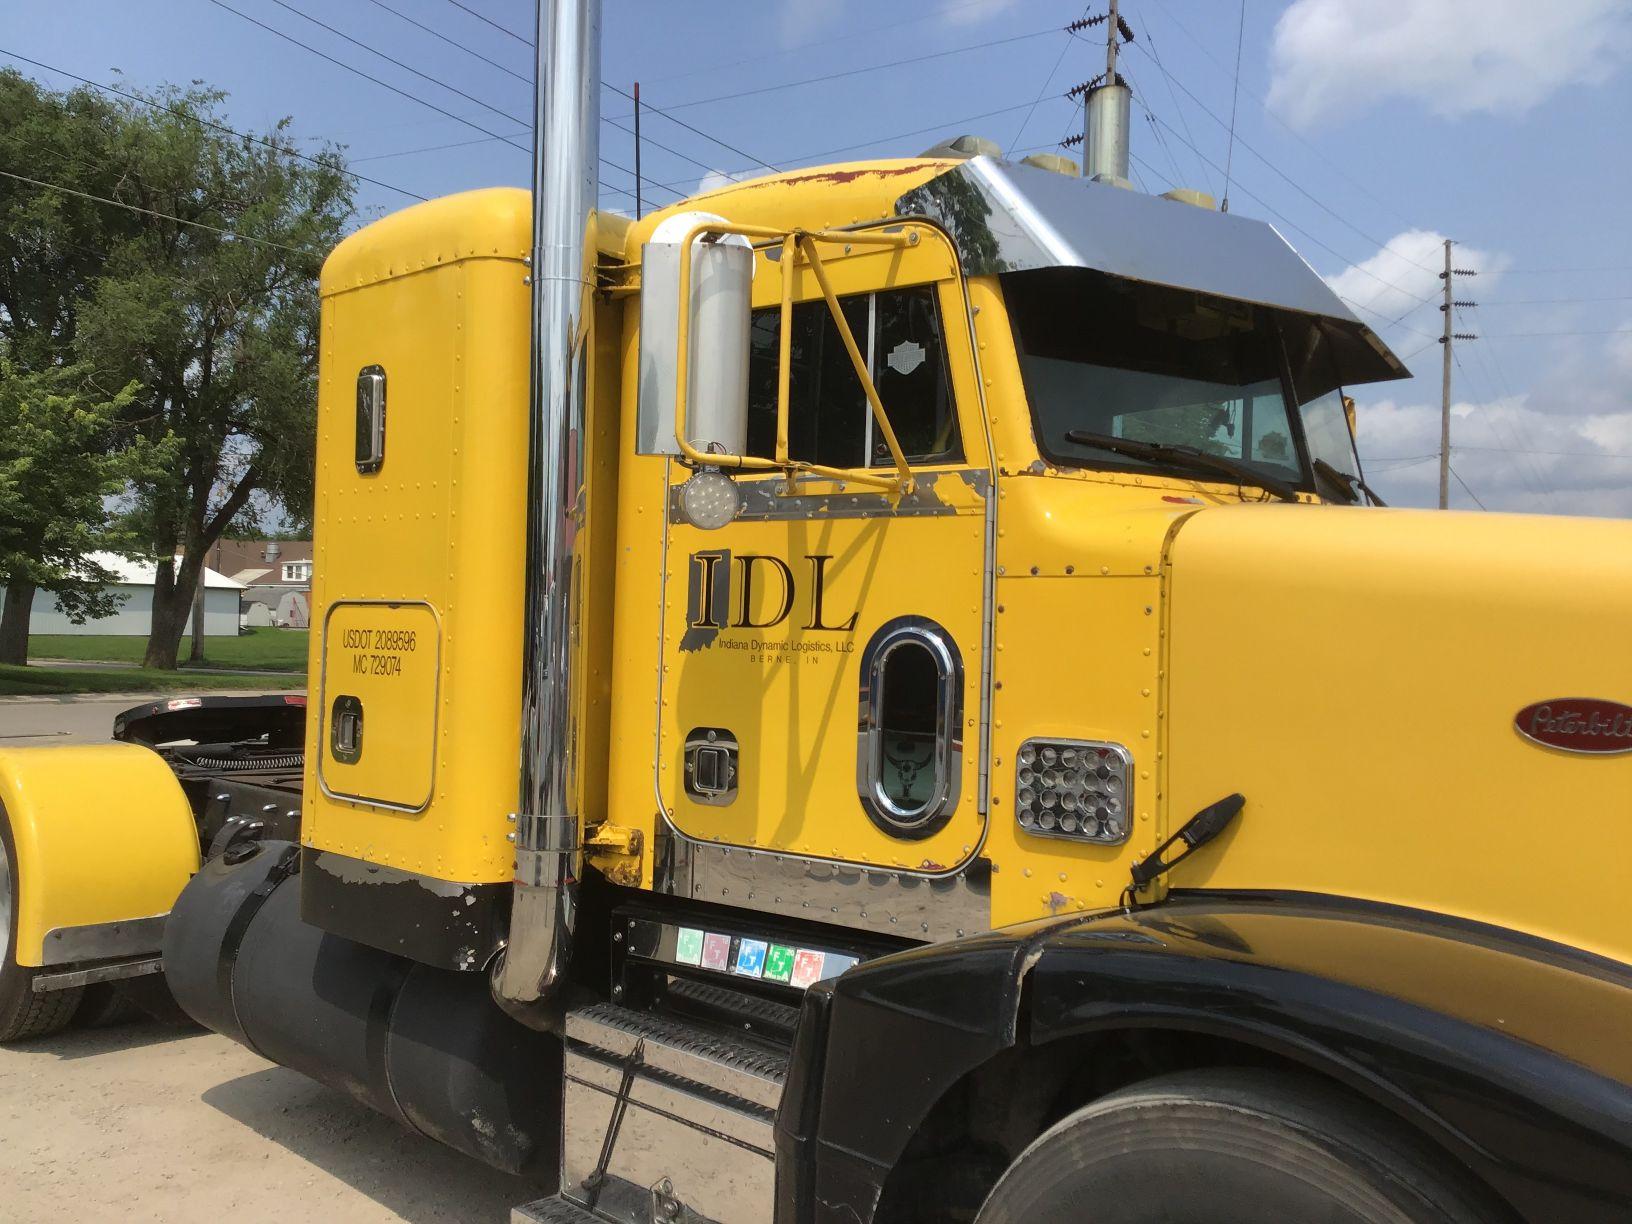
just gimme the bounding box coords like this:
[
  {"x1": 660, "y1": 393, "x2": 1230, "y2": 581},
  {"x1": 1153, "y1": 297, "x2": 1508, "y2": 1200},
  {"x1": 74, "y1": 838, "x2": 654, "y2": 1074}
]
[{"x1": 856, "y1": 615, "x2": 963, "y2": 836}]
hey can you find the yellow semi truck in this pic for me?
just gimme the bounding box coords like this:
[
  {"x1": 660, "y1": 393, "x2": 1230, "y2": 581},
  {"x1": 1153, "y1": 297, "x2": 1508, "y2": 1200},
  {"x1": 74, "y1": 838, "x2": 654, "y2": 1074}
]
[{"x1": 4, "y1": 3, "x2": 1632, "y2": 1221}]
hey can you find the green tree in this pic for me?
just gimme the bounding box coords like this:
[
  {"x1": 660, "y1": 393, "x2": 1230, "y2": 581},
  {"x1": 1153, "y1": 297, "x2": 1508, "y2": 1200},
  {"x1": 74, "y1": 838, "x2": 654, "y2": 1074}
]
[
  {"x1": 62, "y1": 82, "x2": 353, "y2": 668},
  {"x1": 0, "y1": 359, "x2": 167, "y2": 664}
]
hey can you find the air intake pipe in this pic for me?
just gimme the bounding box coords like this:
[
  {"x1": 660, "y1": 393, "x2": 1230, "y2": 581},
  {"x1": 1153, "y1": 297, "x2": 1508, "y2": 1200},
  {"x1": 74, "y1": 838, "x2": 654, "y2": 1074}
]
[{"x1": 492, "y1": 0, "x2": 599, "y2": 1030}]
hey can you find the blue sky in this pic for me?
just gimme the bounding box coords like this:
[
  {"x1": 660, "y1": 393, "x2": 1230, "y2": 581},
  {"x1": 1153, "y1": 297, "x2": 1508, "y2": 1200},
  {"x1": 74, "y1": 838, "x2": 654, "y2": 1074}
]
[{"x1": 6, "y1": 0, "x2": 1631, "y2": 515}]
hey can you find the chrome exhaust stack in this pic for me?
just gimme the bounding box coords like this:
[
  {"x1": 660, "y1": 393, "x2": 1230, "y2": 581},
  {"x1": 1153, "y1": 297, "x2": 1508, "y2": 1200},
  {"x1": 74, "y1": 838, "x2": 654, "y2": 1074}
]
[{"x1": 494, "y1": 0, "x2": 600, "y2": 1029}]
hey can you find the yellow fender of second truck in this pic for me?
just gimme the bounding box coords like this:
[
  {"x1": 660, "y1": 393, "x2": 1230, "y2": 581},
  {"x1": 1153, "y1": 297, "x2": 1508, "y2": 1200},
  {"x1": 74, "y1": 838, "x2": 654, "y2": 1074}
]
[{"x1": 0, "y1": 743, "x2": 199, "y2": 967}]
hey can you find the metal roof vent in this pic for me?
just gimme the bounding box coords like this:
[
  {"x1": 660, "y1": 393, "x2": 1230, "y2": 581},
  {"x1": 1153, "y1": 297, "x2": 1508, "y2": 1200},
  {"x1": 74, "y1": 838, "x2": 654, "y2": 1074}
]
[
  {"x1": 1021, "y1": 152, "x2": 1080, "y2": 177},
  {"x1": 1161, "y1": 187, "x2": 1217, "y2": 210},
  {"x1": 921, "y1": 134, "x2": 1001, "y2": 160}
]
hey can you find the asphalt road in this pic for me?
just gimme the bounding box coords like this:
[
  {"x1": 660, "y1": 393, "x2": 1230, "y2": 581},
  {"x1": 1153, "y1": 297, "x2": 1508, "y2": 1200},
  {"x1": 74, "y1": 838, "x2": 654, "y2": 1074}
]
[{"x1": 0, "y1": 687, "x2": 555, "y2": 1221}]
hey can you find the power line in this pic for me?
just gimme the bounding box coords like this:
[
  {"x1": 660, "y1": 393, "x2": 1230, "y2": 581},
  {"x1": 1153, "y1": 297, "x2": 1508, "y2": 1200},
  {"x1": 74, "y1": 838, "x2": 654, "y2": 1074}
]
[
  {"x1": 209, "y1": 1, "x2": 529, "y2": 157},
  {"x1": 1481, "y1": 327, "x2": 1632, "y2": 337},
  {"x1": 1141, "y1": 0, "x2": 1420, "y2": 231},
  {"x1": 267, "y1": 0, "x2": 527, "y2": 135},
  {"x1": 1447, "y1": 464, "x2": 1487, "y2": 510},
  {"x1": 1124, "y1": 38, "x2": 1437, "y2": 278},
  {"x1": 1456, "y1": 444, "x2": 1632, "y2": 460},
  {"x1": 1009, "y1": 17, "x2": 1084, "y2": 157},
  {"x1": 1502, "y1": 265, "x2": 1632, "y2": 274},
  {"x1": 1123, "y1": 96, "x2": 1432, "y2": 309},
  {"x1": 209, "y1": 0, "x2": 646, "y2": 192},
  {"x1": 603, "y1": 82, "x2": 778, "y2": 176},
  {"x1": 436, "y1": 0, "x2": 530, "y2": 45},
  {"x1": 355, "y1": 1, "x2": 766, "y2": 179},
  {"x1": 1139, "y1": 18, "x2": 1216, "y2": 196},
  {"x1": 1221, "y1": 0, "x2": 1246, "y2": 213},
  {"x1": 612, "y1": 27, "x2": 1058, "y2": 116},
  {"x1": 1478, "y1": 295, "x2": 1632, "y2": 305},
  {"x1": 364, "y1": 0, "x2": 530, "y2": 84},
  {"x1": 0, "y1": 168, "x2": 318, "y2": 256},
  {"x1": 1338, "y1": 294, "x2": 1439, "y2": 340},
  {"x1": 0, "y1": 47, "x2": 427, "y2": 203},
  {"x1": 639, "y1": 0, "x2": 1030, "y2": 89}
]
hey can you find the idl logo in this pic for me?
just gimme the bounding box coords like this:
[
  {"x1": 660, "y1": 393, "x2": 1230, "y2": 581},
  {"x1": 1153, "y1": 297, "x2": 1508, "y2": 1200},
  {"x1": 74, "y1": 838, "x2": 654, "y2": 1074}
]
[{"x1": 687, "y1": 551, "x2": 857, "y2": 633}]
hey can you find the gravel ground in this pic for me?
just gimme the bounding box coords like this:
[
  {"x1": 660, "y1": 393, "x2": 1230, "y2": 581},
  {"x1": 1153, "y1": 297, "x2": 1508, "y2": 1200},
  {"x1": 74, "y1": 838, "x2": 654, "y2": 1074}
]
[
  {"x1": 1, "y1": 692, "x2": 549, "y2": 1222},
  {"x1": 0, "y1": 1019, "x2": 552, "y2": 1222}
]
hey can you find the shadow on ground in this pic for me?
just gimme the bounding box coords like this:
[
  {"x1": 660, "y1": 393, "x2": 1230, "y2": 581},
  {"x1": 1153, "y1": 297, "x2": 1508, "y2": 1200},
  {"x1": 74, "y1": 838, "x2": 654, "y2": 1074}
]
[
  {"x1": 203, "y1": 1065, "x2": 556, "y2": 1223},
  {"x1": 9, "y1": 1015, "x2": 202, "y2": 1061}
]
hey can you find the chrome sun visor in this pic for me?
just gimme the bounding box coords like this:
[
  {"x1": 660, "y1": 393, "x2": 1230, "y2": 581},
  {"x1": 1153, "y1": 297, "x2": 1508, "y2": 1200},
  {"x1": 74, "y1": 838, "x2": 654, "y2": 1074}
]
[{"x1": 895, "y1": 156, "x2": 1410, "y2": 386}]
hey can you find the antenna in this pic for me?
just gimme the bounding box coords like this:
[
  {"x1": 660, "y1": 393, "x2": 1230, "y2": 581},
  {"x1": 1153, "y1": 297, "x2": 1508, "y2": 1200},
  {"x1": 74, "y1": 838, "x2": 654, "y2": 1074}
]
[{"x1": 1066, "y1": 2, "x2": 1135, "y2": 185}]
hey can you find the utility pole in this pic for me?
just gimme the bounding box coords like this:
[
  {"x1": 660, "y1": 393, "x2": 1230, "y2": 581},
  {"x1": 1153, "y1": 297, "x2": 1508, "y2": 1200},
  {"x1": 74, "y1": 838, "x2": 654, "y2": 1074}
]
[
  {"x1": 1064, "y1": 4, "x2": 1135, "y2": 183},
  {"x1": 633, "y1": 80, "x2": 643, "y2": 220},
  {"x1": 1437, "y1": 239, "x2": 1478, "y2": 509}
]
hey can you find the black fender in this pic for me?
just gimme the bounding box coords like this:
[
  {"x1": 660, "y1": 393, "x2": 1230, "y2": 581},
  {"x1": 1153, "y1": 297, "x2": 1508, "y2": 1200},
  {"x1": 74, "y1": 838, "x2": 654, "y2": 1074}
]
[{"x1": 778, "y1": 892, "x2": 1632, "y2": 1224}]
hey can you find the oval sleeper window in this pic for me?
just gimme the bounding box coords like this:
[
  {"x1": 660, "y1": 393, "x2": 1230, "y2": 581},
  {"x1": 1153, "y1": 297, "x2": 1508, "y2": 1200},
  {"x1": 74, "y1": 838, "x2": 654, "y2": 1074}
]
[{"x1": 857, "y1": 616, "x2": 963, "y2": 838}]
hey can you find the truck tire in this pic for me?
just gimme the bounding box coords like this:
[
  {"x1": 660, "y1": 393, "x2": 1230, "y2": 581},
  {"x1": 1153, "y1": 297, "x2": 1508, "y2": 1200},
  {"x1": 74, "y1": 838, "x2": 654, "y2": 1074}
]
[
  {"x1": 0, "y1": 806, "x2": 84, "y2": 1042},
  {"x1": 975, "y1": 1068, "x2": 1497, "y2": 1224}
]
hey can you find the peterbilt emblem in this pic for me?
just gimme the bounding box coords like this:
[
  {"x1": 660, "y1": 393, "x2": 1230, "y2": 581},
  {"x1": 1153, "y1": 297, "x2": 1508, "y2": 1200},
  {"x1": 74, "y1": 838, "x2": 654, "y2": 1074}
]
[{"x1": 1514, "y1": 699, "x2": 1632, "y2": 755}]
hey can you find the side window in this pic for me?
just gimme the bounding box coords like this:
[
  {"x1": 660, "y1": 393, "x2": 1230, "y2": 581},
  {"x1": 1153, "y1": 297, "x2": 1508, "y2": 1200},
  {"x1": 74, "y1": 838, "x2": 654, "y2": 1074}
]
[
  {"x1": 870, "y1": 288, "x2": 959, "y2": 465},
  {"x1": 745, "y1": 286, "x2": 960, "y2": 469}
]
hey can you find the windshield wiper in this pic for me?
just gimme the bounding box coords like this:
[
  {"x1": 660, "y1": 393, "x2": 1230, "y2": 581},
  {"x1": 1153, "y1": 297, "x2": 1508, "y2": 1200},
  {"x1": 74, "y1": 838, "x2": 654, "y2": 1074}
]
[
  {"x1": 1062, "y1": 430, "x2": 1301, "y2": 503},
  {"x1": 1312, "y1": 458, "x2": 1387, "y2": 507}
]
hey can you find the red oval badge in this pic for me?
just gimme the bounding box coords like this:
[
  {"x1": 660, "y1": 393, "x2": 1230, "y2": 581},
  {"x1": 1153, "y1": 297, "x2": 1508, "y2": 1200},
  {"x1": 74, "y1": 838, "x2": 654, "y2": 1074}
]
[{"x1": 1514, "y1": 699, "x2": 1632, "y2": 755}]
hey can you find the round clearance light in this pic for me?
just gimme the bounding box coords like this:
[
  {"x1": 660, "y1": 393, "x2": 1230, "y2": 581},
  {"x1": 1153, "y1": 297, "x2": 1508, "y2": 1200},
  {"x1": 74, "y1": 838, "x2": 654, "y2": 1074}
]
[{"x1": 677, "y1": 466, "x2": 741, "y2": 531}]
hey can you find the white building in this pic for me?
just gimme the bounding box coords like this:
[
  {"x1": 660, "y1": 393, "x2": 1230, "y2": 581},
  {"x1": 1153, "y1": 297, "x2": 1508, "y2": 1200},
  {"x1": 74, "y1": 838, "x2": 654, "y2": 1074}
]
[{"x1": 0, "y1": 552, "x2": 244, "y2": 637}]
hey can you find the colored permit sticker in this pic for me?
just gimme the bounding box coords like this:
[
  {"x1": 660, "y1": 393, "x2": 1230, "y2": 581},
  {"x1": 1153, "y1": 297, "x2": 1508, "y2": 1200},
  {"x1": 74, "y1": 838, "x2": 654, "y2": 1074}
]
[
  {"x1": 789, "y1": 949, "x2": 826, "y2": 989},
  {"x1": 819, "y1": 954, "x2": 860, "y2": 982},
  {"x1": 764, "y1": 944, "x2": 796, "y2": 983},
  {"x1": 734, "y1": 938, "x2": 768, "y2": 978},
  {"x1": 701, "y1": 932, "x2": 732, "y2": 972},
  {"x1": 675, "y1": 927, "x2": 704, "y2": 966}
]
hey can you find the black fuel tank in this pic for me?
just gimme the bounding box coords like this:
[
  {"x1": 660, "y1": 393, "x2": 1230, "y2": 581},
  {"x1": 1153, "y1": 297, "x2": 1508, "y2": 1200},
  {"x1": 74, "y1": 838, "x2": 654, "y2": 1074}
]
[{"x1": 162, "y1": 841, "x2": 560, "y2": 1176}]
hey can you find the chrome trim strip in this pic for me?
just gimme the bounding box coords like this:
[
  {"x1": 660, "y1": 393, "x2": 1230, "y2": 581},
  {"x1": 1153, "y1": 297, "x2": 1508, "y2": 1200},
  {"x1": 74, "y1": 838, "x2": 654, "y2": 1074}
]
[
  {"x1": 40, "y1": 914, "x2": 167, "y2": 967},
  {"x1": 32, "y1": 956, "x2": 164, "y2": 993},
  {"x1": 666, "y1": 468, "x2": 987, "y2": 522},
  {"x1": 661, "y1": 840, "x2": 991, "y2": 942}
]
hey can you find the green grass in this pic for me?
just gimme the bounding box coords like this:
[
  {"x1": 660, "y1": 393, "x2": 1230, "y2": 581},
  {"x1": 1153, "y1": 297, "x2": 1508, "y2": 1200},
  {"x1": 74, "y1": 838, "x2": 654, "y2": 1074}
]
[
  {"x1": 0, "y1": 664, "x2": 300, "y2": 697},
  {"x1": 28, "y1": 627, "x2": 309, "y2": 672}
]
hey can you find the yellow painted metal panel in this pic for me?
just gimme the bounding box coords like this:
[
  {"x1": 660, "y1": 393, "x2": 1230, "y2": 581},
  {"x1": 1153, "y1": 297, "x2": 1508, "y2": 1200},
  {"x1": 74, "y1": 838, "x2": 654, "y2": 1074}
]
[
  {"x1": 318, "y1": 602, "x2": 441, "y2": 811},
  {"x1": 304, "y1": 190, "x2": 530, "y2": 884},
  {"x1": 0, "y1": 743, "x2": 199, "y2": 967},
  {"x1": 659, "y1": 481, "x2": 989, "y2": 871},
  {"x1": 1163, "y1": 505, "x2": 1632, "y2": 962},
  {"x1": 984, "y1": 486, "x2": 1184, "y2": 926}
]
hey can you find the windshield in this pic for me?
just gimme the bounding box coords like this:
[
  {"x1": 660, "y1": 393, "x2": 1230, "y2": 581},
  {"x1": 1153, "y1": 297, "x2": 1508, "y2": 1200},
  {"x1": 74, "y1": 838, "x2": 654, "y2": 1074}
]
[{"x1": 1003, "y1": 268, "x2": 1362, "y2": 496}]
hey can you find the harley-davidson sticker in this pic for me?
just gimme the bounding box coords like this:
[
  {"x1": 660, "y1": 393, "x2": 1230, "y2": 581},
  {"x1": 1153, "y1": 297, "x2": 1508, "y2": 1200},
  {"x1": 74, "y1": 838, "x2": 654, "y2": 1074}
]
[{"x1": 1514, "y1": 699, "x2": 1632, "y2": 755}]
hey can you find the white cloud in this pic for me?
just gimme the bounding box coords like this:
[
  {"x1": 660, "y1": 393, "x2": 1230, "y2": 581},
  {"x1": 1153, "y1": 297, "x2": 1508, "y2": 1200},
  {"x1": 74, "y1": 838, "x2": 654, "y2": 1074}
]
[
  {"x1": 1268, "y1": 0, "x2": 1632, "y2": 128},
  {"x1": 1356, "y1": 391, "x2": 1632, "y2": 517},
  {"x1": 1323, "y1": 229, "x2": 1506, "y2": 327},
  {"x1": 1609, "y1": 319, "x2": 1632, "y2": 376},
  {"x1": 695, "y1": 169, "x2": 738, "y2": 196}
]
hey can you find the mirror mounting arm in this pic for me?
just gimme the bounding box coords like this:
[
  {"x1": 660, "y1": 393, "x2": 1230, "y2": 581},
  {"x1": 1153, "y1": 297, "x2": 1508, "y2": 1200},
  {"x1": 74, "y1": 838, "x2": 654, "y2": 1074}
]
[{"x1": 671, "y1": 219, "x2": 918, "y2": 498}]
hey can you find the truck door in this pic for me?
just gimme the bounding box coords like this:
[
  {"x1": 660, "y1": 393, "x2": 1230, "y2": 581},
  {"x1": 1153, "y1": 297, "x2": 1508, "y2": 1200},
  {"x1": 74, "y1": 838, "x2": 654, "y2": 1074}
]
[{"x1": 657, "y1": 244, "x2": 990, "y2": 876}]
